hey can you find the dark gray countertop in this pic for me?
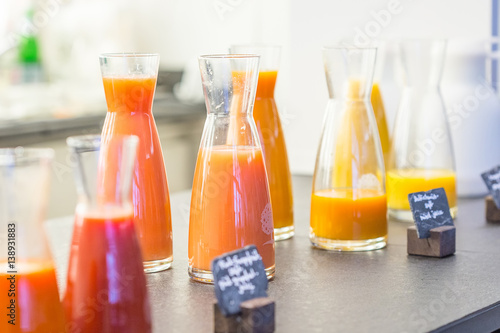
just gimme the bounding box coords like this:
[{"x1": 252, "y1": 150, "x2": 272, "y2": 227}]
[{"x1": 46, "y1": 176, "x2": 500, "y2": 333}]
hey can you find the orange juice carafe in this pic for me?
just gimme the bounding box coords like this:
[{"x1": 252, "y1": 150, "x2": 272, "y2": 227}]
[
  {"x1": 99, "y1": 53, "x2": 173, "y2": 272},
  {"x1": 310, "y1": 46, "x2": 387, "y2": 251},
  {"x1": 387, "y1": 40, "x2": 456, "y2": 221},
  {"x1": 230, "y1": 46, "x2": 294, "y2": 241},
  {"x1": 0, "y1": 148, "x2": 66, "y2": 333},
  {"x1": 188, "y1": 54, "x2": 275, "y2": 283},
  {"x1": 64, "y1": 135, "x2": 151, "y2": 333}
]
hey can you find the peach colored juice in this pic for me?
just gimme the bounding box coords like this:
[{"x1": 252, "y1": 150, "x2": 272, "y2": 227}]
[{"x1": 189, "y1": 146, "x2": 275, "y2": 272}]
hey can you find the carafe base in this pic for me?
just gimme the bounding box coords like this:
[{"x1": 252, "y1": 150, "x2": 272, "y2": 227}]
[
  {"x1": 274, "y1": 225, "x2": 294, "y2": 241},
  {"x1": 143, "y1": 256, "x2": 173, "y2": 274},
  {"x1": 309, "y1": 234, "x2": 387, "y2": 252},
  {"x1": 188, "y1": 265, "x2": 276, "y2": 284}
]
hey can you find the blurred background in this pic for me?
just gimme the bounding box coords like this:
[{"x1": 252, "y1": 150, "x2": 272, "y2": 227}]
[{"x1": 0, "y1": 0, "x2": 496, "y2": 218}]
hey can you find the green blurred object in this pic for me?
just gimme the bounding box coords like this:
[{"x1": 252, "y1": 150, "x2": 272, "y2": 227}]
[
  {"x1": 18, "y1": 9, "x2": 39, "y2": 64},
  {"x1": 19, "y1": 35, "x2": 39, "y2": 63}
]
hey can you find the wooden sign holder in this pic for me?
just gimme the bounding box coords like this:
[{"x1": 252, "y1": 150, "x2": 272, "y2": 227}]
[
  {"x1": 407, "y1": 225, "x2": 456, "y2": 258},
  {"x1": 214, "y1": 297, "x2": 275, "y2": 333},
  {"x1": 485, "y1": 195, "x2": 500, "y2": 222}
]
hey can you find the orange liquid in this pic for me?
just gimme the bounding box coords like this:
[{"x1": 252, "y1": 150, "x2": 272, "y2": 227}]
[
  {"x1": 189, "y1": 146, "x2": 275, "y2": 271},
  {"x1": 102, "y1": 76, "x2": 172, "y2": 262},
  {"x1": 64, "y1": 211, "x2": 151, "y2": 333},
  {"x1": 371, "y1": 82, "x2": 390, "y2": 166},
  {"x1": 253, "y1": 71, "x2": 293, "y2": 230},
  {"x1": 0, "y1": 261, "x2": 66, "y2": 333},
  {"x1": 386, "y1": 169, "x2": 457, "y2": 211},
  {"x1": 310, "y1": 189, "x2": 387, "y2": 240}
]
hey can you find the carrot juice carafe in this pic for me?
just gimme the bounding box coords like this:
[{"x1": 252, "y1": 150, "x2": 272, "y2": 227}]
[
  {"x1": 188, "y1": 55, "x2": 275, "y2": 283},
  {"x1": 0, "y1": 148, "x2": 66, "y2": 333},
  {"x1": 387, "y1": 40, "x2": 456, "y2": 221},
  {"x1": 99, "y1": 53, "x2": 172, "y2": 272},
  {"x1": 229, "y1": 45, "x2": 294, "y2": 241},
  {"x1": 310, "y1": 46, "x2": 387, "y2": 251},
  {"x1": 64, "y1": 135, "x2": 151, "y2": 333}
]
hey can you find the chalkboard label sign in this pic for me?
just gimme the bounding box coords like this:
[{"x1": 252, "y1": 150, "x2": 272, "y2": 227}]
[
  {"x1": 408, "y1": 187, "x2": 453, "y2": 239},
  {"x1": 212, "y1": 245, "x2": 268, "y2": 316},
  {"x1": 481, "y1": 166, "x2": 500, "y2": 208}
]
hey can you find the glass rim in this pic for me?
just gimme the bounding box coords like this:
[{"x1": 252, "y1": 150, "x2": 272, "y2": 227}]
[
  {"x1": 0, "y1": 147, "x2": 54, "y2": 166},
  {"x1": 99, "y1": 53, "x2": 159, "y2": 59},
  {"x1": 199, "y1": 54, "x2": 261, "y2": 60}
]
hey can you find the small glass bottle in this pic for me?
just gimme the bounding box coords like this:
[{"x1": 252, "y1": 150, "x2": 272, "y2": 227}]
[
  {"x1": 310, "y1": 46, "x2": 387, "y2": 251},
  {"x1": 0, "y1": 148, "x2": 66, "y2": 332},
  {"x1": 189, "y1": 54, "x2": 275, "y2": 283},
  {"x1": 100, "y1": 53, "x2": 173, "y2": 272},
  {"x1": 64, "y1": 135, "x2": 151, "y2": 333},
  {"x1": 387, "y1": 40, "x2": 456, "y2": 221}
]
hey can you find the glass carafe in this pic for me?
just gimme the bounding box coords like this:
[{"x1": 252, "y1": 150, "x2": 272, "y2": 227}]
[
  {"x1": 0, "y1": 148, "x2": 66, "y2": 333},
  {"x1": 310, "y1": 46, "x2": 387, "y2": 251},
  {"x1": 229, "y1": 45, "x2": 294, "y2": 241},
  {"x1": 100, "y1": 53, "x2": 173, "y2": 272},
  {"x1": 188, "y1": 54, "x2": 275, "y2": 283},
  {"x1": 64, "y1": 135, "x2": 151, "y2": 333},
  {"x1": 387, "y1": 40, "x2": 456, "y2": 221}
]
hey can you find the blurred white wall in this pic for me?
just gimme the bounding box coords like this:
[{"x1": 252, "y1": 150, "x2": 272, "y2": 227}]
[
  {"x1": 8, "y1": 0, "x2": 491, "y2": 175},
  {"x1": 133, "y1": 0, "x2": 290, "y2": 69}
]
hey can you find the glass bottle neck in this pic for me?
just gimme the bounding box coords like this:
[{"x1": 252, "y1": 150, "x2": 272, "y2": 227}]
[
  {"x1": 402, "y1": 73, "x2": 442, "y2": 89},
  {"x1": 206, "y1": 94, "x2": 255, "y2": 116},
  {"x1": 203, "y1": 113, "x2": 261, "y2": 148},
  {"x1": 102, "y1": 76, "x2": 156, "y2": 114},
  {"x1": 330, "y1": 96, "x2": 372, "y2": 102},
  {"x1": 401, "y1": 85, "x2": 441, "y2": 95},
  {"x1": 327, "y1": 78, "x2": 373, "y2": 102},
  {"x1": 69, "y1": 135, "x2": 137, "y2": 213},
  {"x1": 399, "y1": 40, "x2": 446, "y2": 90}
]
